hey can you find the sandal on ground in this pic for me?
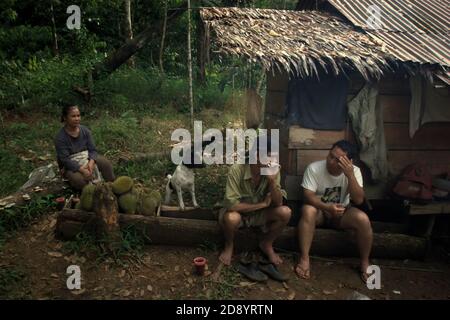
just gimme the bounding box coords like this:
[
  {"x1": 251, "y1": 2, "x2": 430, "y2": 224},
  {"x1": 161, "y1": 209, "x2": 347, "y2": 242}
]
[
  {"x1": 258, "y1": 263, "x2": 289, "y2": 282},
  {"x1": 237, "y1": 262, "x2": 268, "y2": 282}
]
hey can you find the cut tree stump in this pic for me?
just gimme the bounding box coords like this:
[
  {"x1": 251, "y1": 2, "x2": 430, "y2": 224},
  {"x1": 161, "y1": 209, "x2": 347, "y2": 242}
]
[
  {"x1": 91, "y1": 183, "x2": 121, "y2": 244},
  {"x1": 56, "y1": 209, "x2": 427, "y2": 259}
]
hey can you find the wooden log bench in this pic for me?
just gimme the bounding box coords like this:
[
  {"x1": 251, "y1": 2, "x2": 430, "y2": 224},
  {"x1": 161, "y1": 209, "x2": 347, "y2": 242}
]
[{"x1": 55, "y1": 205, "x2": 427, "y2": 260}]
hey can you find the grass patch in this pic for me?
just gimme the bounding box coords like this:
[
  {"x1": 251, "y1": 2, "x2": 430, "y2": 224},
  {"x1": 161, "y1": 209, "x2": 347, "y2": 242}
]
[
  {"x1": 0, "y1": 194, "x2": 56, "y2": 246},
  {"x1": 206, "y1": 266, "x2": 240, "y2": 300},
  {"x1": 0, "y1": 148, "x2": 34, "y2": 197},
  {"x1": 63, "y1": 225, "x2": 151, "y2": 267},
  {"x1": 0, "y1": 266, "x2": 27, "y2": 299}
]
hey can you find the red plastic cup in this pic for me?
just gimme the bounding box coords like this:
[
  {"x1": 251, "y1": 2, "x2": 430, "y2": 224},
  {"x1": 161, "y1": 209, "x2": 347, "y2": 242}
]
[
  {"x1": 55, "y1": 197, "x2": 65, "y2": 210},
  {"x1": 193, "y1": 257, "x2": 207, "y2": 276}
]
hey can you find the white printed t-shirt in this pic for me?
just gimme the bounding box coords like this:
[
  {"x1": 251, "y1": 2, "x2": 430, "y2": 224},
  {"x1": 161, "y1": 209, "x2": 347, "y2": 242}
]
[{"x1": 301, "y1": 160, "x2": 363, "y2": 207}]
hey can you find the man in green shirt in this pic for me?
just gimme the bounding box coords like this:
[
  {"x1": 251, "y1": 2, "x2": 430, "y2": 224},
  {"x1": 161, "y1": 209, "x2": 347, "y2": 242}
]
[{"x1": 218, "y1": 137, "x2": 291, "y2": 266}]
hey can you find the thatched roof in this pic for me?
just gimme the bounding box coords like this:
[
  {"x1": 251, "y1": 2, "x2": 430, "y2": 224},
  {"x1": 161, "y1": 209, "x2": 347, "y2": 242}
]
[{"x1": 200, "y1": 7, "x2": 395, "y2": 80}]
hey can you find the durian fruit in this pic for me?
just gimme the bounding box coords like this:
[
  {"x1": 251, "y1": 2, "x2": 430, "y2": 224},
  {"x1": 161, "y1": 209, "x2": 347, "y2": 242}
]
[
  {"x1": 74, "y1": 202, "x2": 81, "y2": 210},
  {"x1": 112, "y1": 176, "x2": 134, "y2": 195},
  {"x1": 118, "y1": 187, "x2": 138, "y2": 214},
  {"x1": 149, "y1": 190, "x2": 162, "y2": 205},
  {"x1": 80, "y1": 184, "x2": 96, "y2": 211},
  {"x1": 137, "y1": 190, "x2": 162, "y2": 216}
]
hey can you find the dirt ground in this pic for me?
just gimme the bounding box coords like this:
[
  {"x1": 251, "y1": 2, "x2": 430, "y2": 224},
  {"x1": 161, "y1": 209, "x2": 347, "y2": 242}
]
[{"x1": 1, "y1": 211, "x2": 449, "y2": 300}]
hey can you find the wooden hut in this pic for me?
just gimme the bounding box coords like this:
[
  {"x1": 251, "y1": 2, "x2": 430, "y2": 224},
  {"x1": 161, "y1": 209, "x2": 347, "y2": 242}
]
[{"x1": 200, "y1": 2, "x2": 450, "y2": 237}]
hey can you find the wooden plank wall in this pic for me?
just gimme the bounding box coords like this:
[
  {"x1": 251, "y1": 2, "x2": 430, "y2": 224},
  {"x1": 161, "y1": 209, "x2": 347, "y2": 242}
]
[{"x1": 264, "y1": 70, "x2": 450, "y2": 200}]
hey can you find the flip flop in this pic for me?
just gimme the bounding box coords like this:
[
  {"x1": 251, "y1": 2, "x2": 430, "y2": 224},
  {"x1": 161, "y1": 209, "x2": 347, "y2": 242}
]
[
  {"x1": 258, "y1": 263, "x2": 289, "y2": 282},
  {"x1": 294, "y1": 264, "x2": 310, "y2": 280}
]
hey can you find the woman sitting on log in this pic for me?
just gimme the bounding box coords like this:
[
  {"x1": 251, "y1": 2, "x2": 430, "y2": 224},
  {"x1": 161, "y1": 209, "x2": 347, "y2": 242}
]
[{"x1": 54, "y1": 104, "x2": 115, "y2": 191}]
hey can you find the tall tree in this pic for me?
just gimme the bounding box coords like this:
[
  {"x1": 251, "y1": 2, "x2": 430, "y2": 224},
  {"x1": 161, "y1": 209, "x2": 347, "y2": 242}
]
[
  {"x1": 123, "y1": 0, "x2": 135, "y2": 67},
  {"x1": 196, "y1": 12, "x2": 207, "y2": 85},
  {"x1": 187, "y1": 0, "x2": 194, "y2": 127},
  {"x1": 49, "y1": 1, "x2": 59, "y2": 56},
  {"x1": 91, "y1": 1, "x2": 187, "y2": 80},
  {"x1": 159, "y1": 0, "x2": 168, "y2": 73}
]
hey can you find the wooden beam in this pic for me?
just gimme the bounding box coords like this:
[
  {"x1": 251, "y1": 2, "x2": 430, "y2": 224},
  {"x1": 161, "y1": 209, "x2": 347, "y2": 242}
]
[
  {"x1": 56, "y1": 210, "x2": 427, "y2": 259},
  {"x1": 289, "y1": 126, "x2": 351, "y2": 149},
  {"x1": 409, "y1": 202, "x2": 450, "y2": 215}
]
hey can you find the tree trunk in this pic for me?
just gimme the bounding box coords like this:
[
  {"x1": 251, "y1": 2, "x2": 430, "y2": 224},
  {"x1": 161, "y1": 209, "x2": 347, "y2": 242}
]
[
  {"x1": 56, "y1": 211, "x2": 427, "y2": 260},
  {"x1": 91, "y1": 183, "x2": 121, "y2": 246},
  {"x1": 187, "y1": 0, "x2": 194, "y2": 128},
  {"x1": 159, "y1": 0, "x2": 168, "y2": 73},
  {"x1": 197, "y1": 14, "x2": 207, "y2": 85},
  {"x1": 91, "y1": 1, "x2": 187, "y2": 80},
  {"x1": 123, "y1": 0, "x2": 135, "y2": 68},
  {"x1": 50, "y1": 2, "x2": 59, "y2": 56}
]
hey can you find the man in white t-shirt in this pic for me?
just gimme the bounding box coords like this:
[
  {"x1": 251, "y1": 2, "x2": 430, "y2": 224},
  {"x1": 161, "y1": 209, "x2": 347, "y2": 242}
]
[{"x1": 295, "y1": 140, "x2": 373, "y2": 283}]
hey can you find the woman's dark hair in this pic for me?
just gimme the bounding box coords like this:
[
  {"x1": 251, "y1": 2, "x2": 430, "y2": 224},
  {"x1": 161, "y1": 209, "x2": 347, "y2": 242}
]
[
  {"x1": 61, "y1": 104, "x2": 79, "y2": 123},
  {"x1": 331, "y1": 140, "x2": 357, "y2": 160}
]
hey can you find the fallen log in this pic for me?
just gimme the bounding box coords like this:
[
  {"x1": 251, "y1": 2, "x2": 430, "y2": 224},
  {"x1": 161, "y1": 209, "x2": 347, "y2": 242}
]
[
  {"x1": 159, "y1": 206, "x2": 408, "y2": 233},
  {"x1": 0, "y1": 179, "x2": 67, "y2": 210},
  {"x1": 160, "y1": 205, "x2": 216, "y2": 220},
  {"x1": 56, "y1": 209, "x2": 427, "y2": 259},
  {"x1": 118, "y1": 151, "x2": 171, "y2": 165}
]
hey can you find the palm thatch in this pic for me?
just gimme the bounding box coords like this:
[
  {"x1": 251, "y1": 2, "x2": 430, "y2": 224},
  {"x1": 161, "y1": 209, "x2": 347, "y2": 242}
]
[{"x1": 200, "y1": 7, "x2": 397, "y2": 80}]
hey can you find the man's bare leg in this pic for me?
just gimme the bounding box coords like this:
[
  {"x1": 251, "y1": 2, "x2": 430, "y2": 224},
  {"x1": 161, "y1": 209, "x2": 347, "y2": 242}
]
[
  {"x1": 339, "y1": 207, "x2": 373, "y2": 278},
  {"x1": 296, "y1": 205, "x2": 321, "y2": 279},
  {"x1": 259, "y1": 206, "x2": 291, "y2": 265},
  {"x1": 219, "y1": 211, "x2": 242, "y2": 266}
]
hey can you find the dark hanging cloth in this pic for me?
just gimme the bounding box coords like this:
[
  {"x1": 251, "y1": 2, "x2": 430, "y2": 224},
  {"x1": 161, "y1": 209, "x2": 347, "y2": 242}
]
[{"x1": 285, "y1": 73, "x2": 349, "y2": 130}]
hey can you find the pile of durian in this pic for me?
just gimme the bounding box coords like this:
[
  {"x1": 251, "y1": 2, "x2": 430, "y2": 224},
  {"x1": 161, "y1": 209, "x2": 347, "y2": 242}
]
[{"x1": 76, "y1": 176, "x2": 162, "y2": 216}]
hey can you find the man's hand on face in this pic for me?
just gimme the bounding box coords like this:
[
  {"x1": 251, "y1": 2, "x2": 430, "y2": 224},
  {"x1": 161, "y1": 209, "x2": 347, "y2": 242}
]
[
  {"x1": 324, "y1": 203, "x2": 345, "y2": 217},
  {"x1": 263, "y1": 160, "x2": 280, "y2": 179},
  {"x1": 338, "y1": 155, "x2": 354, "y2": 178}
]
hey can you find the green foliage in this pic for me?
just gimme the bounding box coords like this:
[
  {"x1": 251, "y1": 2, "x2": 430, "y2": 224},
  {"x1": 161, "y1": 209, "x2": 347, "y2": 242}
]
[
  {"x1": 0, "y1": 194, "x2": 56, "y2": 244},
  {"x1": 205, "y1": 266, "x2": 239, "y2": 299},
  {"x1": 0, "y1": 266, "x2": 26, "y2": 298},
  {"x1": 0, "y1": 148, "x2": 34, "y2": 197},
  {"x1": 0, "y1": 25, "x2": 52, "y2": 61},
  {"x1": 0, "y1": 55, "x2": 91, "y2": 110},
  {"x1": 63, "y1": 225, "x2": 150, "y2": 266}
]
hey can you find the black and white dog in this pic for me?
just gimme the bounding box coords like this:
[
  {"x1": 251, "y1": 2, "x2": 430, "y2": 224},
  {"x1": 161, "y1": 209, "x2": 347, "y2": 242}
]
[{"x1": 164, "y1": 138, "x2": 216, "y2": 210}]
